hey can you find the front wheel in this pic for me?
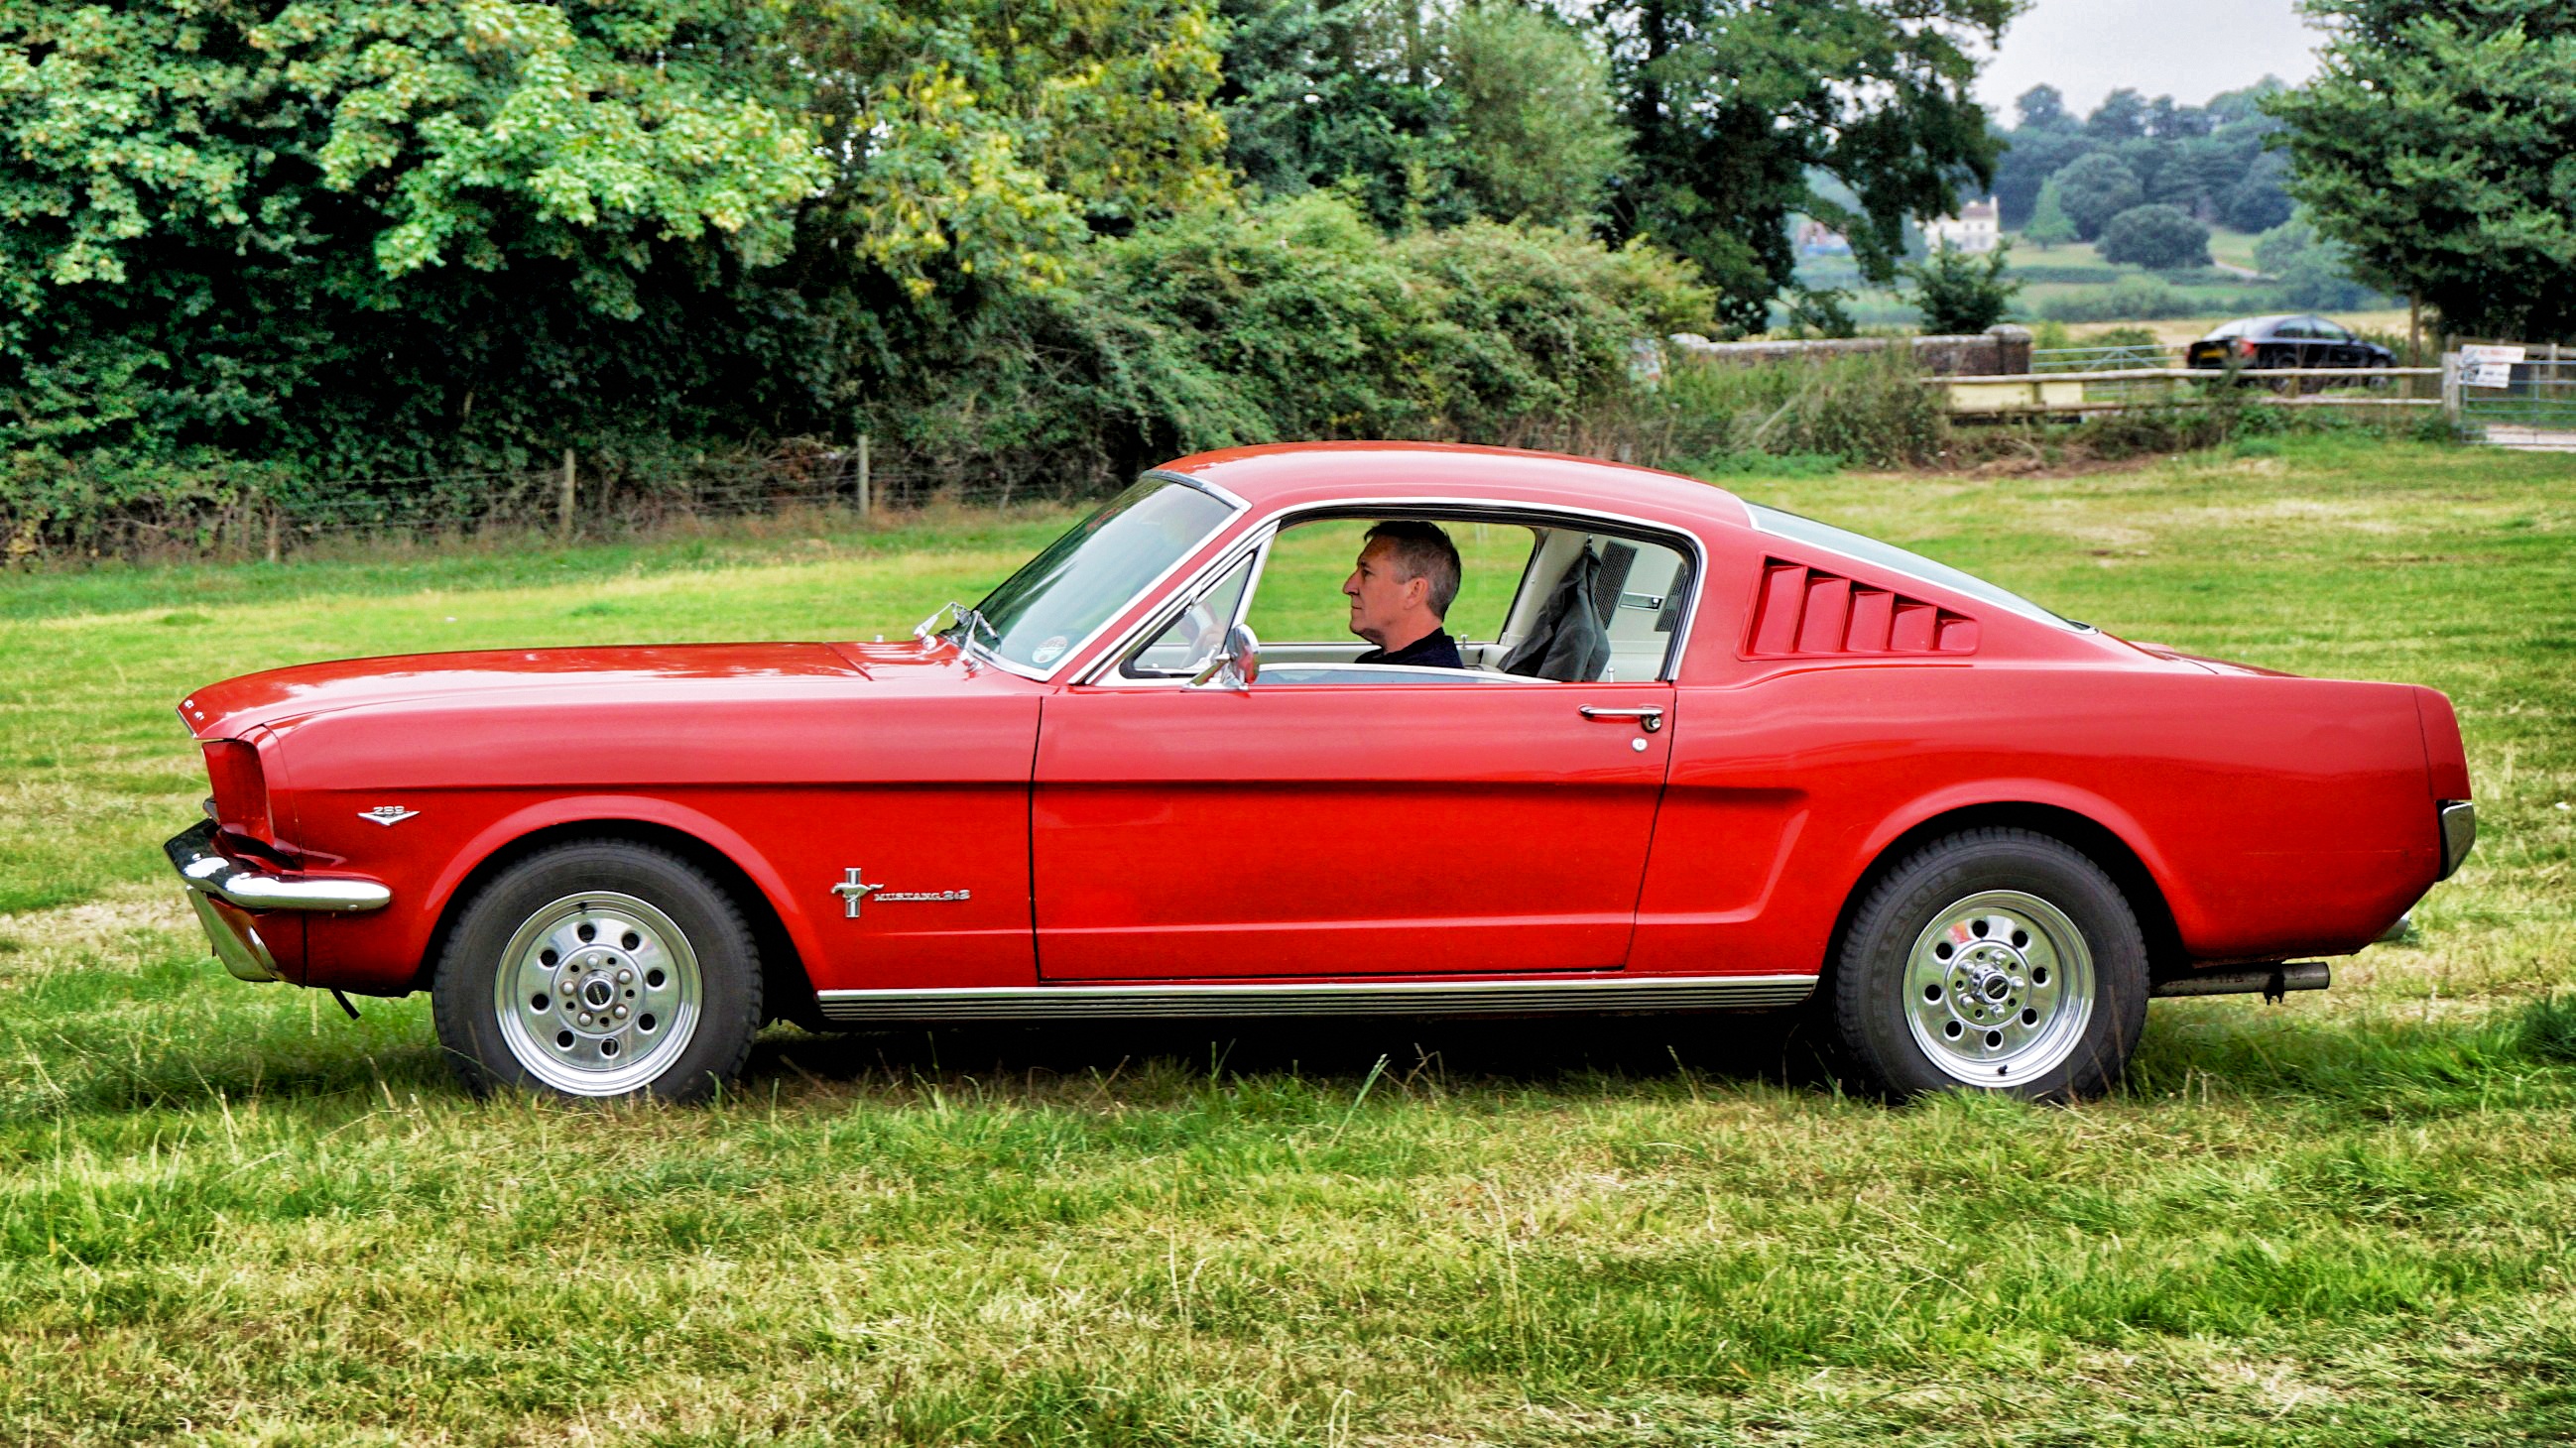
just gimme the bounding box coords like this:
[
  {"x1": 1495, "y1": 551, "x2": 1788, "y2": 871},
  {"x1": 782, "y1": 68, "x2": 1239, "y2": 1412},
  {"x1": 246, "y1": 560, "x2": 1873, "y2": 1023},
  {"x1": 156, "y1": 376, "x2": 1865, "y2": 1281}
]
[
  {"x1": 1829, "y1": 828, "x2": 2147, "y2": 1102},
  {"x1": 432, "y1": 840, "x2": 762, "y2": 1102}
]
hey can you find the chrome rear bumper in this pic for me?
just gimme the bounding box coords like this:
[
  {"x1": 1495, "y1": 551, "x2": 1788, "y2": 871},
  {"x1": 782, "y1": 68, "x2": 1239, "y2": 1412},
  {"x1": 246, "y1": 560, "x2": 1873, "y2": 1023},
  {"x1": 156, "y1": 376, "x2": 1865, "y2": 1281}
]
[
  {"x1": 2437, "y1": 800, "x2": 2476, "y2": 881},
  {"x1": 165, "y1": 821, "x2": 390, "y2": 983}
]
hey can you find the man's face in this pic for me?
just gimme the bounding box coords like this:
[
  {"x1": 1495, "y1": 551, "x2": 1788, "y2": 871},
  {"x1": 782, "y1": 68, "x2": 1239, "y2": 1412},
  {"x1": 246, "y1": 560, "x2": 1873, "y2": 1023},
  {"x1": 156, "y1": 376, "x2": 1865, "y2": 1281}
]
[{"x1": 1343, "y1": 539, "x2": 1422, "y2": 646}]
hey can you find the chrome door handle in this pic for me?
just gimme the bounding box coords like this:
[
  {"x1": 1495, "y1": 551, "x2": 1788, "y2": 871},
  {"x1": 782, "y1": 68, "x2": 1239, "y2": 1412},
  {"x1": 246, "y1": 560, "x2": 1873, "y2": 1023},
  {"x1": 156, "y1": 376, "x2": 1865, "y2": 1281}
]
[{"x1": 1579, "y1": 705, "x2": 1663, "y2": 733}]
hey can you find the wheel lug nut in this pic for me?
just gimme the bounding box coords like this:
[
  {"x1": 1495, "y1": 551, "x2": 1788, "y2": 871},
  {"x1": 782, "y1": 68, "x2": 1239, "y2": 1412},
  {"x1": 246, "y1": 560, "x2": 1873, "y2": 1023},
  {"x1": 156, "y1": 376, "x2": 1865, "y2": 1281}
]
[
  {"x1": 617, "y1": 969, "x2": 633, "y2": 985},
  {"x1": 613, "y1": 1004, "x2": 628, "y2": 1020}
]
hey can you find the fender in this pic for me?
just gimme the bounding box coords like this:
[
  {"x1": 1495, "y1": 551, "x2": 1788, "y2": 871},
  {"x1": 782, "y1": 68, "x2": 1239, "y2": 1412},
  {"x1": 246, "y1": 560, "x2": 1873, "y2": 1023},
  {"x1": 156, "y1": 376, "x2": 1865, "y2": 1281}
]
[
  {"x1": 424, "y1": 793, "x2": 833, "y2": 990},
  {"x1": 1846, "y1": 777, "x2": 2205, "y2": 938}
]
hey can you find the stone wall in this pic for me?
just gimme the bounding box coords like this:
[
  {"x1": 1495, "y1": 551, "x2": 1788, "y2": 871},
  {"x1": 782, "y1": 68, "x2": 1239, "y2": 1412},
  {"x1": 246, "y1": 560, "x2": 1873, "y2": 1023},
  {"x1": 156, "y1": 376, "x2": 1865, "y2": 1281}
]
[{"x1": 1666, "y1": 325, "x2": 2032, "y2": 376}]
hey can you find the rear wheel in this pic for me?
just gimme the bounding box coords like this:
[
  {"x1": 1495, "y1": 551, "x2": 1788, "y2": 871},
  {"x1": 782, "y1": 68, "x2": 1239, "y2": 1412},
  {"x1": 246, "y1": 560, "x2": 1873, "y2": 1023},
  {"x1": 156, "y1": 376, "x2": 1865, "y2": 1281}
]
[
  {"x1": 1829, "y1": 828, "x2": 2147, "y2": 1102},
  {"x1": 432, "y1": 840, "x2": 761, "y2": 1103}
]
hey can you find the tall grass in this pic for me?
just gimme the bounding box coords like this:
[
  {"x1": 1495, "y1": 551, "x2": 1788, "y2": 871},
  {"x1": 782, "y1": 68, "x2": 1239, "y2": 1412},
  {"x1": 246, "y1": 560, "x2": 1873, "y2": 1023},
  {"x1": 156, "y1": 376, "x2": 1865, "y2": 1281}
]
[{"x1": 0, "y1": 434, "x2": 2571, "y2": 1441}]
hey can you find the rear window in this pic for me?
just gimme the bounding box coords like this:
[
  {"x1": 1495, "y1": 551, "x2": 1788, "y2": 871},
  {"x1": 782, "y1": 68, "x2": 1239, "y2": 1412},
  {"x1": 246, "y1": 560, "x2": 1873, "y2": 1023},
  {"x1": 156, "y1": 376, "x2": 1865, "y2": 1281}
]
[{"x1": 1744, "y1": 504, "x2": 2089, "y2": 633}]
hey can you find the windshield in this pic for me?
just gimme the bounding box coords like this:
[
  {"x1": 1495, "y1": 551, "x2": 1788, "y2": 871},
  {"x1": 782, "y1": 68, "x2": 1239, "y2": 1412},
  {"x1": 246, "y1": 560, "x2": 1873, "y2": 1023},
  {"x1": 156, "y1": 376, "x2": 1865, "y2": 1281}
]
[
  {"x1": 968, "y1": 474, "x2": 1238, "y2": 671},
  {"x1": 1744, "y1": 503, "x2": 2088, "y2": 632}
]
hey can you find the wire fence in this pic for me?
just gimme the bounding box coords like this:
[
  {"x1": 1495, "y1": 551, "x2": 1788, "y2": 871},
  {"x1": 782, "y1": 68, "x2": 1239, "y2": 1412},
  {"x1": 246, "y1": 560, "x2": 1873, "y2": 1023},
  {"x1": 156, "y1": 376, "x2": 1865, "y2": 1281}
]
[{"x1": 1, "y1": 439, "x2": 1117, "y2": 566}]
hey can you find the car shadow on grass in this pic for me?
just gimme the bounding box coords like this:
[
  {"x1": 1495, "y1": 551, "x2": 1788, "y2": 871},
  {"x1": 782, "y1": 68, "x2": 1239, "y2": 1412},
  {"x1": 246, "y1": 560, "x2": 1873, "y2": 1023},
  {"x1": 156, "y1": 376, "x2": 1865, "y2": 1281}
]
[{"x1": 754, "y1": 1008, "x2": 1845, "y2": 1098}]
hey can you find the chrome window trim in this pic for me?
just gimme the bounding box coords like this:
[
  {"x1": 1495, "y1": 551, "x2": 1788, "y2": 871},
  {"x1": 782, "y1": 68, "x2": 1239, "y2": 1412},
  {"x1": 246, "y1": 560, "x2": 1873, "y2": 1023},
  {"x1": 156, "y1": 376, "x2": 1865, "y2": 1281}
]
[
  {"x1": 1077, "y1": 496, "x2": 1710, "y2": 687},
  {"x1": 959, "y1": 471, "x2": 1251, "y2": 683},
  {"x1": 816, "y1": 973, "x2": 1816, "y2": 1023},
  {"x1": 1106, "y1": 524, "x2": 1279, "y2": 685}
]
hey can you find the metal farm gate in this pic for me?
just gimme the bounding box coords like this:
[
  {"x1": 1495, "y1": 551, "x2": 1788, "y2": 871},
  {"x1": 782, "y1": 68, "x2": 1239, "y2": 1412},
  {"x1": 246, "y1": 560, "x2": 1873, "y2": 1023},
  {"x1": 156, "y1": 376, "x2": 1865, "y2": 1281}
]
[{"x1": 2450, "y1": 343, "x2": 2576, "y2": 451}]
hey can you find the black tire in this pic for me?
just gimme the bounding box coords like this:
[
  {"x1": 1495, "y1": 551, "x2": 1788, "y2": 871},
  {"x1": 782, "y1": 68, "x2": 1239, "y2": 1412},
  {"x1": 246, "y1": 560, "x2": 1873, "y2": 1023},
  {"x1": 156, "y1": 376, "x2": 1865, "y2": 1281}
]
[
  {"x1": 432, "y1": 840, "x2": 762, "y2": 1103},
  {"x1": 1828, "y1": 827, "x2": 2147, "y2": 1103}
]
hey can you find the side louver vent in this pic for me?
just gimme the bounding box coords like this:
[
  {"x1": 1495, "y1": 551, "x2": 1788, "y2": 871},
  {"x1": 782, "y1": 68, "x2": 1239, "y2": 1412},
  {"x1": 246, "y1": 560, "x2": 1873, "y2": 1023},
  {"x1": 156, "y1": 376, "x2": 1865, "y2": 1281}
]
[{"x1": 1748, "y1": 559, "x2": 1979, "y2": 657}]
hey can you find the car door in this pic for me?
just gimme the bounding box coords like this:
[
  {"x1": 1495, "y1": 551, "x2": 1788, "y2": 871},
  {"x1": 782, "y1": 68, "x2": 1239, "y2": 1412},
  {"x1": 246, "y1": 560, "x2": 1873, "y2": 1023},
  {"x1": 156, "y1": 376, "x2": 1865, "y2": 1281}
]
[{"x1": 1029, "y1": 514, "x2": 1689, "y2": 981}]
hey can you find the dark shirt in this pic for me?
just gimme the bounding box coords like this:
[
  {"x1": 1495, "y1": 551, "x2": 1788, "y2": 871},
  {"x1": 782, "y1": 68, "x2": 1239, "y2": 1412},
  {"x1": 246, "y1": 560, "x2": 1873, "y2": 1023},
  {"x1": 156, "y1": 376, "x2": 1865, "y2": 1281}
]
[{"x1": 1354, "y1": 628, "x2": 1464, "y2": 669}]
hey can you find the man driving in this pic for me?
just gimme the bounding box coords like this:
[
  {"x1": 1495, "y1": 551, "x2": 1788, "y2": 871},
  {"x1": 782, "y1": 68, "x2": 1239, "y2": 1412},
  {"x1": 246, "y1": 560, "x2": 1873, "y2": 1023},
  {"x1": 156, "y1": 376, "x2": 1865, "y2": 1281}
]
[{"x1": 1344, "y1": 521, "x2": 1465, "y2": 669}]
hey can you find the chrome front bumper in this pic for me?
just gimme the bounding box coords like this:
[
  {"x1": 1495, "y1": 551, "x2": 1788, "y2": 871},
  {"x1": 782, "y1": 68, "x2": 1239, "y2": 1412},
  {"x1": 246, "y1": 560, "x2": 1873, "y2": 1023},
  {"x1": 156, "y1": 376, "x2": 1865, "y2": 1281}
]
[{"x1": 165, "y1": 821, "x2": 391, "y2": 983}]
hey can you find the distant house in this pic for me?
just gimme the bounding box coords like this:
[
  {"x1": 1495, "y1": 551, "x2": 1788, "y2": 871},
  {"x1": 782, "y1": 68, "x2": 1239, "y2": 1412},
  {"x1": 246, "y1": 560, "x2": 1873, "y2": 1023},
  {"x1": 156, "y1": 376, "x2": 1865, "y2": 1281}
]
[{"x1": 1923, "y1": 197, "x2": 2001, "y2": 254}]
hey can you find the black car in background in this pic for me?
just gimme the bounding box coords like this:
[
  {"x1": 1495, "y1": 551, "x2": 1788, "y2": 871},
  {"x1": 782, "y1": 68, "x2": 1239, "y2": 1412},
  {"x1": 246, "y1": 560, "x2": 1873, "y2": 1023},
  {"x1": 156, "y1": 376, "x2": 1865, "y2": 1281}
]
[{"x1": 2186, "y1": 314, "x2": 2394, "y2": 372}]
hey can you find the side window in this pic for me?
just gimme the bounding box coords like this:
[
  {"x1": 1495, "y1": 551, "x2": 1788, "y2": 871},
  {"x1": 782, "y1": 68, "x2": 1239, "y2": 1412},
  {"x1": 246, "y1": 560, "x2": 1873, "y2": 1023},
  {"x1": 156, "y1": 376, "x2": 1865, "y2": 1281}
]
[
  {"x1": 1241, "y1": 518, "x2": 1533, "y2": 646},
  {"x1": 1120, "y1": 551, "x2": 1255, "y2": 678},
  {"x1": 1497, "y1": 531, "x2": 1691, "y2": 682}
]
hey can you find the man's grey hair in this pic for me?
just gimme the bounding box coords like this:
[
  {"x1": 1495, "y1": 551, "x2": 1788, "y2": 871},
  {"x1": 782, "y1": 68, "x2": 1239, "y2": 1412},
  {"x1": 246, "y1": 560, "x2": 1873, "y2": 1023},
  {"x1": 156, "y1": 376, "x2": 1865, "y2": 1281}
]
[{"x1": 1363, "y1": 520, "x2": 1462, "y2": 619}]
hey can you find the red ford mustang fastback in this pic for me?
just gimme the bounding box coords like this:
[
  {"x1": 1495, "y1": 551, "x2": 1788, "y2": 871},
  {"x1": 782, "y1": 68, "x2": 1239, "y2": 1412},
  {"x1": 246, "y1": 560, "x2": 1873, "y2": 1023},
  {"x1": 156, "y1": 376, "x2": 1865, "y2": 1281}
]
[{"x1": 166, "y1": 444, "x2": 2475, "y2": 1102}]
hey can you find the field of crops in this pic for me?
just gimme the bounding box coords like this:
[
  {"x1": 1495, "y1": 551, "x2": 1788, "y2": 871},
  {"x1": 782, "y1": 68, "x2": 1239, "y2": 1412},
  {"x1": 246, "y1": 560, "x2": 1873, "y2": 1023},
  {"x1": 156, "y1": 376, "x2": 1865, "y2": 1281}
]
[{"x1": 2, "y1": 435, "x2": 2571, "y2": 1443}]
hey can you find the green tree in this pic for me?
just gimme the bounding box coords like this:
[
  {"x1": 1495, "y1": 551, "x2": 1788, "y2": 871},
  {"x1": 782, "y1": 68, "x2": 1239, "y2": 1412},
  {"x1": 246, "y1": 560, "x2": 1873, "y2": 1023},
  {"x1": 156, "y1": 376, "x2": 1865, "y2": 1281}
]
[
  {"x1": 1903, "y1": 239, "x2": 2021, "y2": 333},
  {"x1": 1442, "y1": 6, "x2": 1627, "y2": 229},
  {"x1": 2050, "y1": 153, "x2": 2145, "y2": 241},
  {"x1": 1592, "y1": 0, "x2": 2019, "y2": 333},
  {"x1": 2024, "y1": 179, "x2": 2079, "y2": 248},
  {"x1": 2087, "y1": 87, "x2": 2148, "y2": 140},
  {"x1": 1214, "y1": 0, "x2": 1468, "y2": 231},
  {"x1": 1990, "y1": 126, "x2": 2097, "y2": 228},
  {"x1": 0, "y1": 0, "x2": 1231, "y2": 485},
  {"x1": 2255, "y1": 213, "x2": 2382, "y2": 311},
  {"x1": 2097, "y1": 204, "x2": 2212, "y2": 270},
  {"x1": 2015, "y1": 83, "x2": 2075, "y2": 131},
  {"x1": 2223, "y1": 149, "x2": 2295, "y2": 233},
  {"x1": 2269, "y1": 0, "x2": 2576, "y2": 338}
]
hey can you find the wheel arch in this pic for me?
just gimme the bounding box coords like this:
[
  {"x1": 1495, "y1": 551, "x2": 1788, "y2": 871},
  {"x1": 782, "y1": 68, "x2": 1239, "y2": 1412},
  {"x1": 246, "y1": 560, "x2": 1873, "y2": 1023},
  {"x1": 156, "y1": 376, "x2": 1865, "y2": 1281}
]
[
  {"x1": 1823, "y1": 799, "x2": 2186, "y2": 989},
  {"x1": 413, "y1": 811, "x2": 821, "y2": 1026}
]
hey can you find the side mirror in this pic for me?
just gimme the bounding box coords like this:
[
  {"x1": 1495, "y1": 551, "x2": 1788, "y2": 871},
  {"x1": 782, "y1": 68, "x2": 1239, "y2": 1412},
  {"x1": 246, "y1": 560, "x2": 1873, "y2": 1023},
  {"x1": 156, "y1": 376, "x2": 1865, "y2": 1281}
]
[{"x1": 1189, "y1": 624, "x2": 1261, "y2": 691}]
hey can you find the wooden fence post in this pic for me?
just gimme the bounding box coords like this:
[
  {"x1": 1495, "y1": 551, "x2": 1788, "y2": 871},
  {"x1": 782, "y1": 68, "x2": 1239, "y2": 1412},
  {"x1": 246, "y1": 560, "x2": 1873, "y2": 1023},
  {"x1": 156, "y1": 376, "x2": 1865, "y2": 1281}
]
[
  {"x1": 856, "y1": 432, "x2": 872, "y2": 520},
  {"x1": 558, "y1": 448, "x2": 576, "y2": 540},
  {"x1": 265, "y1": 503, "x2": 280, "y2": 565}
]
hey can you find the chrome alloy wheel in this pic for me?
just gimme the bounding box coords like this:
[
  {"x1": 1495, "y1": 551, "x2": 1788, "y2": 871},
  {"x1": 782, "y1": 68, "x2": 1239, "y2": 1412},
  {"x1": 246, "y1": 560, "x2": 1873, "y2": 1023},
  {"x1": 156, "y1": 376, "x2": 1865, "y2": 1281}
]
[
  {"x1": 492, "y1": 892, "x2": 702, "y2": 1096},
  {"x1": 1902, "y1": 890, "x2": 2096, "y2": 1085}
]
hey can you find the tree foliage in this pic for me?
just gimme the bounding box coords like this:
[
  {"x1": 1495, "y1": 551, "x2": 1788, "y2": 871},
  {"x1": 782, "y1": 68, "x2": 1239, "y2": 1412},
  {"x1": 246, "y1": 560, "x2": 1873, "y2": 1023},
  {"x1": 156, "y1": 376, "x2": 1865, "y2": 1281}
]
[
  {"x1": 2049, "y1": 153, "x2": 2144, "y2": 241},
  {"x1": 1592, "y1": 0, "x2": 2018, "y2": 333},
  {"x1": 0, "y1": 0, "x2": 1231, "y2": 493},
  {"x1": 2255, "y1": 212, "x2": 2382, "y2": 311},
  {"x1": 2269, "y1": 0, "x2": 2576, "y2": 338},
  {"x1": 2097, "y1": 203, "x2": 2212, "y2": 270},
  {"x1": 1214, "y1": 0, "x2": 1467, "y2": 231},
  {"x1": 1902, "y1": 239, "x2": 2021, "y2": 334},
  {"x1": 2024, "y1": 178, "x2": 2078, "y2": 248},
  {"x1": 874, "y1": 192, "x2": 1713, "y2": 489},
  {"x1": 1442, "y1": 5, "x2": 1626, "y2": 230},
  {"x1": 1988, "y1": 78, "x2": 2288, "y2": 232}
]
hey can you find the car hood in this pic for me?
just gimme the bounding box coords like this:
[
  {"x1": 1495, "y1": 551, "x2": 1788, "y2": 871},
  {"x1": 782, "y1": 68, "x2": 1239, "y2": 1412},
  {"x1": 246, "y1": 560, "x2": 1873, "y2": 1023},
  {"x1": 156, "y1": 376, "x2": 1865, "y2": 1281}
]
[{"x1": 180, "y1": 642, "x2": 896, "y2": 739}]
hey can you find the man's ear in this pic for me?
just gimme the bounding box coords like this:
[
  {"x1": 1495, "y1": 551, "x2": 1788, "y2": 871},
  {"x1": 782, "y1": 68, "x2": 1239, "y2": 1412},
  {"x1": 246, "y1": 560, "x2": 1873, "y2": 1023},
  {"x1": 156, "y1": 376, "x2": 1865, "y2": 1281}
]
[{"x1": 1402, "y1": 573, "x2": 1429, "y2": 611}]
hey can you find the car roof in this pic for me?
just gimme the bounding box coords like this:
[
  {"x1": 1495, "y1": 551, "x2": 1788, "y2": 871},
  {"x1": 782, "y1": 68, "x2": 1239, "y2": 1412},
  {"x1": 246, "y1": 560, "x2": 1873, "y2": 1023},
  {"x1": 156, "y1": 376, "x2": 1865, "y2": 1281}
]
[{"x1": 1152, "y1": 442, "x2": 1753, "y2": 531}]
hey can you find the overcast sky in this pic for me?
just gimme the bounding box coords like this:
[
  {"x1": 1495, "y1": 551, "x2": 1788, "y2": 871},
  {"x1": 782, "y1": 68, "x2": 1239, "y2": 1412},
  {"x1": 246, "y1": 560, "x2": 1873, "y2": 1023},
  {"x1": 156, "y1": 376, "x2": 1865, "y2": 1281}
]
[{"x1": 1976, "y1": 0, "x2": 2325, "y2": 120}]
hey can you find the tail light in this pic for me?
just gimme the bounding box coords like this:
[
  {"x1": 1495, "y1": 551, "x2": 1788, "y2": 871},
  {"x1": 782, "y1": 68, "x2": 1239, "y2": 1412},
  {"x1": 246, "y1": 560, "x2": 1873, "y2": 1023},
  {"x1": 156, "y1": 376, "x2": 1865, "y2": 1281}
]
[
  {"x1": 203, "y1": 739, "x2": 273, "y2": 842},
  {"x1": 2237, "y1": 338, "x2": 2258, "y2": 359}
]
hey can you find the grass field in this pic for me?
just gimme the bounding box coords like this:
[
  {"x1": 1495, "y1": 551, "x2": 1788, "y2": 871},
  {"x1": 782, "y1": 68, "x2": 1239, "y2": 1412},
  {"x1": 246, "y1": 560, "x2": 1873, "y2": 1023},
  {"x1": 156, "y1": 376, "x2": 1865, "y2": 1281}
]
[{"x1": 3, "y1": 435, "x2": 2573, "y2": 1443}]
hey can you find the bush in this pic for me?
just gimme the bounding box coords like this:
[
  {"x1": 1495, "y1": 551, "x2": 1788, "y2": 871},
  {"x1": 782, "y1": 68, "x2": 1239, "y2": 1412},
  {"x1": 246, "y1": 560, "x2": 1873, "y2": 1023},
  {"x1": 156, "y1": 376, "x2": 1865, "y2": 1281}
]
[
  {"x1": 2037, "y1": 277, "x2": 2203, "y2": 322},
  {"x1": 2098, "y1": 205, "x2": 2213, "y2": 270},
  {"x1": 1902, "y1": 242, "x2": 2023, "y2": 333},
  {"x1": 863, "y1": 194, "x2": 1716, "y2": 493}
]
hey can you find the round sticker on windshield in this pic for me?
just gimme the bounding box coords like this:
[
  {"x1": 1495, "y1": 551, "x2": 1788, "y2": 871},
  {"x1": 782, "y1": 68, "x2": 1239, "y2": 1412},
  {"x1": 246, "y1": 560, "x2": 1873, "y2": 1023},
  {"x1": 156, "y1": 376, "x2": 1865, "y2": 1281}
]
[{"x1": 1031, "y1": 636, "x2": 1068, "y2": 665}]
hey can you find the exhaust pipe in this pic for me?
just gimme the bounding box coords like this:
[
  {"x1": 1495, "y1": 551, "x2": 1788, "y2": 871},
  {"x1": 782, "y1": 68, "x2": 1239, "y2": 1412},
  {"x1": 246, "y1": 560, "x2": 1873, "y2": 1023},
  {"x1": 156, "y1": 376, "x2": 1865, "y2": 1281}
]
[{"x1": 2152, "y1": 961, "x2": 2329, "y2": 1002}]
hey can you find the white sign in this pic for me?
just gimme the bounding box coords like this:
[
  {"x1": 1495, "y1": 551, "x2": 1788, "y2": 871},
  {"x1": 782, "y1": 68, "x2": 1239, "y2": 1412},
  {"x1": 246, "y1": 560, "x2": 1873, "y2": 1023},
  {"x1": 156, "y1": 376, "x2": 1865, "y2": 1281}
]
[{"x1": 2462, "y1": 344, "x2": 2524, "y2": 390}]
